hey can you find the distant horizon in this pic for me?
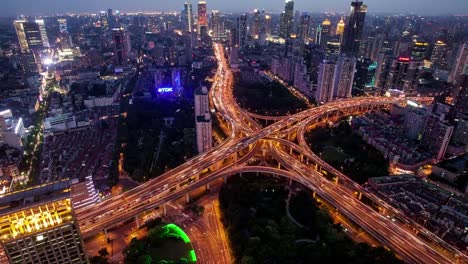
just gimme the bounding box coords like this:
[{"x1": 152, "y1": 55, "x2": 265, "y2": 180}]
[{"x1": 2, "y1": 0, "x2": 468, "y2": 17}]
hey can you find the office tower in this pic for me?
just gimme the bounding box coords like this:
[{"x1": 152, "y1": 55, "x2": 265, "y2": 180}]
[
  {"x1": 251, "y1": 9, "x2": 261, "y2": 39},
  {"x1": 454, "y1": 74, "x2": 468, "y2": 117},
  {"x1": 211, "y1": 10, "x2": 223, "y2": 39},
  {"x1": 422, "y1": 113, "x2": 454, "y2": 160},
  {"x1": 184, "y1": 2, "x2": 194, "y2": 32},
  {"x1": 112, "y1": 28, "x2": 131, "y2": 65},
  {"x1": 14, "y1": 20, "x2": 43, "y2": 52},
  {"x1": 404, "y1": 106, "x2": 427, "y2": 141},
  {"x1": 336, "y1": 17, "x2": 345, "y2": 44},
  {"x1": 374, "y1": 51, "x2": 392, "y2": 88},
  {"x1": 34, "y1": 19, "x2": 50, "y2": 49},
  {"x1": 194, "y1": 86, "x2": 212, "y2": 153},
  {"x1": 315, "y1": 19, "x2": 330, "y2": 50},
  {"x1": 0, "y1": 181, "x2": 88, "y2": 264},
  {"x1": 197, "y1": 1, "x2": 208, "y2": 34},
  {"x1": 430, "y1": 40, "x2": 447, "y2": 69},
  {"x1": 448, "y1": 42, "x2": 468, "y2": 83},
  {"x1": 237, "y1": 14, "x2": 248, "y2": 49},
  {"x1": 57, "y1": 18, "x2": 73, "y2": 49},
  {"x1": 315, "y1": 60, "x2": 336, "y2": 104},
  {"x1": 298, "y1": 13, "x2": 310, "y2": 44},
  {"x1": 411, "y1": 41, "x2": 429, "y2": 60},
  {"x1": 333, "y1": 56, "x2": 356, "y2": 98},
  {"x1": 264, "y1": 15, "x2": 272, "y2": 36},
  {"x1": 100, "y1": 11, "x2": 109, "y2": 32},
  {"x1": 385, "y1": 57, "x2": 421, "y2": 94},
  {"x1": 341, "y1": 1, "x2": 367, "y2": 55},
  {"x1": 280, "y1": 0, "x2": 294, "y2": 38},
  {"x1": 364, "y1": 36, "x2": 384, "y2": 61}
]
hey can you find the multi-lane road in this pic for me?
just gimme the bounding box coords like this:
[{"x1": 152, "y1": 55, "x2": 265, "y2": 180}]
[{"x1": 76, "y1": 43, "x2": 467, "y2": 264}]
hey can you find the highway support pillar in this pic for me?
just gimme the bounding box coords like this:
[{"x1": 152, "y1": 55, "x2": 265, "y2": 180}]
[
  {"x1": 289, "y1": 178, "x2": 293, "y2": 186},
  {"x1": 312, "y1": 192, "x2": 316, "y2": 199},
  {"x1": 300, "y1": 154, "x2": 303, "y2": 162},
  {"x1": 289, "y1": 147, "x2": 293, "y2": 155},
  {"x1": 186, "y1": 193, "x2": 190, "y2": 204},
  {"x1": 358, "y1": 192, "x2": 363, "y2": 200},
  {"x1": 206, "y1": 183, "x2": 210, "y2": 191},
  {"x1": 381, "y1": 208, "x2": 386, "y2": 216},
  {"x1": 163, "y1": 204, "x2": 167, "y2": 216},
  {"x1": 223, "y1": 175, "x2": 227, "y2": 184},
  {"x1": 135, "y1": 216, "x2": 140, "y2": 229},
  {"x1": 104, "y1": 229, "x2": 109, "y2": 241},
  {"x1": 277, "y1": 163, "x2": 281, "y2": 169},
  {"x1": 334, "y1": 177, "x2": 339, "y2": 185}
]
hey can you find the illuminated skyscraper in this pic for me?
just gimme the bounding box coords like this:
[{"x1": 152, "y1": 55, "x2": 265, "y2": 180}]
[
  {"x1": 0, "y1": 181, "x2": 88, "y2": 264},
  {"x1": 197, "y1": 1, "x2": 208, "y2": 34},
  {"x1": 237, "y1": 14, "x2": 248, "y2": 49},
  {"x1": 264, "y1": 15, "x2": 272, "y2": 36},
  {"x1": 336, "y1": 17, "x2": 345, "y2": 44},
  {"x1": 448, "y1": 42, "x2": 468, "y2": 83},
  {"x1": 333, "y1": 56, "x2": 356, "y2": 99},
  {"x1": 385, "y1": 57, "x2": 422, "y2": 94},
  {"x1": 298, "y1": 13, "x2": 310, "y2": 44},
  {"x1": 430, "y1": 40, "x2": 447, "y2": 69},
  {"x1": 315, "y1": 60, "x2": 336, "y2": 104},
  {"x1": 100, "y1": 11, "x2": 109, "y2": 32},
  {"x1": 411, "y1": 41, "x2": 429, "y2": 60},
  {"x1": 112, "y1": 28, "x2": 131, "y2": 65},
  {"x1": 341, "y1": 1, "x2": 367, "y2": 55},
  {"x1": 34, "y1": 19, "x2": 50, "y2": 49},
  {"x1": 184, "y1": 2, "x2": 194, "y2": 32},
  {"x1": 279, "y1": 0, "x2": 294, "y2": 38},
  {"x1": 211, "y1": 10, "x2": 223, "y2": 39},
  {"x1": 57, "y1": 18, "x2": 73, "y2": 49},
  {"x1": 316, "y1": 18, "x2": 330, "y2": 50},
  {"x1": 13, "y1": 20, "x2": 44, "y2": 52},
  {"x1": 251, "y1": 9, "x2": 261, "y2": 39}
]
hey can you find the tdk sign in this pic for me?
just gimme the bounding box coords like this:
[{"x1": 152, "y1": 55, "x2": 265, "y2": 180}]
[{"x1": 158, "y1": 87, "x2": 173, "y2": 93}]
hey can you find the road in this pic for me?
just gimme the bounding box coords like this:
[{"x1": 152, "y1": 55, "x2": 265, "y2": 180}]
[{"x1": 75, "y1": 43, "x2": 467, "y2": 264}]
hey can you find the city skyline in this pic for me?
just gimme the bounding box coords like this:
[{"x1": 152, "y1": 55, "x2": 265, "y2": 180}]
[{"x1": 2, "y1": 0, "x2": 468, "y2": 16}]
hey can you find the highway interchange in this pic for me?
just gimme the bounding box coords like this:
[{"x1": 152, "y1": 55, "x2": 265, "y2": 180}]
[{"x1": 76, "y1": 43, "x2": 468, "y2": 264}]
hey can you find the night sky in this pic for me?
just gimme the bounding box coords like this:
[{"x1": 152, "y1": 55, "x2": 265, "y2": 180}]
[{"x1": 2, "y1": 0, "x2": 467, "y2": 16}]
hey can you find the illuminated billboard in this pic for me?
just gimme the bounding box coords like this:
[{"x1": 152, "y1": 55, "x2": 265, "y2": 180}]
[{"x1": 158, "y1": 87, "x2": 173, "y2": 93}]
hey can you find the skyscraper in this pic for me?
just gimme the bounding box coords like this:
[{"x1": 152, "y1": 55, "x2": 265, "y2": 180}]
[
  {"x1": 341, "y1": 1, "x2": 367, "y2": 55},
  {"x1": 0, "y1": 181, "x2": 88, "y2": 264},
  {"x1": 194, "y1": 86, "x2": 212, "y2": 153},
  {"x1": 251, "y1": 9, "x2": 261, "y2": 39},
  {"x1": 184, "y1": 2, "x2": 194, "y2": 32},
  {"x1": 422, "y1": 113, "x2": 454, "y2": 161},
  {"x1": 264, "y1": 15, "x2": 272, "y2": 36},
  {"x1": 319, "y1": 18, "x2": 331, "y2": 50},
  {"x1": 448, "y1": 42, "x2": 468, "y2": 83},
  {"x1": 34, "y1": 19, "x2": 50, "y2": 49},
  {"x1": 112, "y1": 28, "x2": 131, "y2": 65},
  {"x1": 280, "y1": 0, "x2": 294, "y2": 38},
  {"x1": 385, "y1": 57, "x2": 421, "y2": 94},
  {"x1": 430, "y1": 40, "x2": 447, "y2": 69},
  {"x1": 237, "y1": 14, "x2": 248, "y2": 49},
  {"x1": 14, "y1": 20, "x2": 44, "y2": 52},
  {"x1": 315, "y1": 60, "x2": 336, "y2": 104},
  {"x1": 336, "y1": 17, "x2": 345, "y2": 45},
  {"x1": 298, "y1": 13, "x2": 310, "y2": 44},
  {"x1": 211, "y1": 10, "x2": 223, "y2": 39},
  {"x1": 100, "y1": 11, "x2": 109, "y2": 32},
  {"x1": 333, "y1": 56, "x2": 356, "y2": 99},
  {"x1": 57, "y1": 18, "x2": 73, "y2": 49},
  {"x1": 197, "y1": 1, "x2": 208, "y2": 34},
  {"x1": 454, "y1": 74, "x2": 468, "y2": 117}
]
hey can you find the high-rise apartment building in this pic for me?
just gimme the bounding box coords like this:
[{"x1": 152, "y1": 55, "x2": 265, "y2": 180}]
[
  {"x1": 430, "y1": 40, "x2": 447, "y2": 69},
  {"x1": 0, "y1": 181, "x2": 88, "y2": 264},
  {"x1": 333, "y1": 56, "x2": 356, "y2": 99},
  {"x1": 34, "y1": 19, "x2": 50, "y2": 49},
  {"x1": 194, "y1": 86, "x2": 212, "y2": 153},
  {"x1": 315, "y1": 60, "x2": 336, "y2": 104},
  {"x1": 57, "y1": 18, "x2": 73, "y2": 49},
  {"x1": 341, "y1": 1, "x2": 367, "y2": 55},
  {"x1": 112, "y1": 28, "x2": 131, "y2": 65},
  {"x1": 448, "y1": 42, "x2": 468, "y2": 83},
  {"x1": 422, "y1": 113, "x2": 454, "y2": 161},
  {"x1": 100, "y1": 11, "x2": 109, "y2": 32},
  {"x1": 264, "y1": 15, "x2": 272, "y2": 36},
  {"x1": 211, "y1": 10, "x2": 223, "y2": 39}
]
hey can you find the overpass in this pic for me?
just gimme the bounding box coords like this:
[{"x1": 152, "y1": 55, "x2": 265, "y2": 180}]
[{"x1": 76, "y1": 43, "x2": 467, "y2": 264}]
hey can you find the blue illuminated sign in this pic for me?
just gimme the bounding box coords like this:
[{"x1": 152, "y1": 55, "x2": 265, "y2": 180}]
[{"x1": 158, "y1": 87, "x2": 173, "y2": 93}]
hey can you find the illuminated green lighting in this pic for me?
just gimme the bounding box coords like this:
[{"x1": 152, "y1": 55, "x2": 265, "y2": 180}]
[
  {"x1": 189, "y1": 249, "x2": 197, "y2": 262},
  {"x1": 164, "y1": 224, "x2": 191, "y2": 243}
]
